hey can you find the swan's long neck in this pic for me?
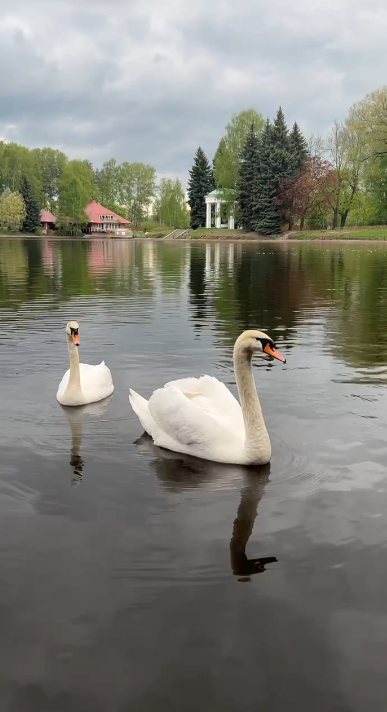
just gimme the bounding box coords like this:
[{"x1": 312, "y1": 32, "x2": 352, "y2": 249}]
[
  {"x1": 234, "y1": 345, "x2": 271, "y2": 460},
  {"x1": 66, "y1": 339, "x2": 82, "y2": 393}
]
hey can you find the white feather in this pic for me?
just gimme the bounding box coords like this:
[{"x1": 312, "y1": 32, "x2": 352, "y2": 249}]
[
  {"x1": 57, "y1": 361, "x2": 114, "y2": 406},
  {"x1": 129, "y1": 329, "x2": 284, "y2": 466}
]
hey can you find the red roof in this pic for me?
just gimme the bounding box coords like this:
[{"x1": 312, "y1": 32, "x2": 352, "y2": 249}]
[
  {"x1": 40, "y1": 209, "x2": 56, "y2": 223},
  {"x1": 86, "y1": 199, "x2": 130, "y2": 225}
]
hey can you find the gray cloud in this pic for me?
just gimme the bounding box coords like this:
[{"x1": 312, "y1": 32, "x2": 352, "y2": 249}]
[{"x1": 1, "y1": 0, "x2": 387, "y2": 183}]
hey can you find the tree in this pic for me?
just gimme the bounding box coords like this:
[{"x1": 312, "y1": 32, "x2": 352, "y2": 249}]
[
  {"x1": 289, "y1": 122, "x2": 308, "y2": 173},
  {"x1": 0, "y1": 189, "x2": 26, "y2": 231},
  {"x1": 32, "y1": 147, "x2": 67, "y2": 209},
  {"x1": 118, "y1": 162, "x2": 156, "y2": 225},
  {"x1": 362, "y1": 156, "x2": 387, "y2": 224},
  {"x1": 327, "y1": 119, "x2": 367, "y2": 228},
  {"x1": 155, "y1": 178, "x2": 189, "y2": 228},
  {"x1": 57, "y1": 160, "x2": 94, "y2": 232},
  {"x1": 20, "y1": 174, "x2": 41, "y2": 233},
  {"x1": 269, "y1": 107, "x2": 297, "y2": 226},
  {"x1": 0, "y1": 143, "x2": 42, "y2": 200},
  {"x1": 187, "y1": 147, "x2": 213, "y2": 229},
  {"x1": 307, "y1": 133, "x2": 325, "y2": 158},
  {"x1": 213, "y1": 137, "x2": 233, "y2": 190},
  {"x1": 278, "y1": 156, "x2": 337, "y2": 229},
  {"x1": 251, "y1": 120, "x2": 282, "y2": 236},
  {"x1": 214, "y1": 109, "x2": 265, "y2": 194},
  {"x1": 237, "y1": 122, "x2": 260, "y2": 231},
  {"x1": 287, "y1": 122, "x2": 309, "y2": 228},
  {"x1": 95, "y1": 158, "x2": 120, "y2": 209},
  {"x1": 349, "y1": 87, "x2": 387, "y2": 161}
]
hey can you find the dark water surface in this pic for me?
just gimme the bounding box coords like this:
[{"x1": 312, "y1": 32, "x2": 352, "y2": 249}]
[{"x1": 0, "y1": 237, "x2": 387, "y2": 711}]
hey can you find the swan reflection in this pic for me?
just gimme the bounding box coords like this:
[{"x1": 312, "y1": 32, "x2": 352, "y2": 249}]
[
  {"x1": 135, "y1": 433, "x2": 277, "y2": 581},
  {"x1": 60, "y1": 397, "x2": 112, "y2": 486}
]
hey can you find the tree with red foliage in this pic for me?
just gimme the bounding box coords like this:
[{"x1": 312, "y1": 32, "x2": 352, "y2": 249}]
[{"x1": 279, "y1": 156, "x2": 337, "y2": 230}]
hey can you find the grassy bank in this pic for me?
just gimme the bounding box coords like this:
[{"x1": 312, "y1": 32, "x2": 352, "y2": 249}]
[
  {"x1": 2, "y1": 225, "x2": 387, "y2": 241},
  {"x1": 290, "y1": 227, "x2": 387, "y2": 240},
  {"x1": 187, "y1": 228, "x2": 259, "y2": 239},
  {"x1": 167, "y1": 226, "x2": 387, "y2": 241}
]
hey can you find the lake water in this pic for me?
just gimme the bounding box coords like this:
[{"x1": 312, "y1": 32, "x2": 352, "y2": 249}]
[{"x1": 0, "y1": 237, "x2": 387, "y2": 711}]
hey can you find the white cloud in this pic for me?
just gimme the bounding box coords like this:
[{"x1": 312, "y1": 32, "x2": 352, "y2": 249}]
[{"x1": 1, "y1": 0, "x2": 387, "y2": 183}]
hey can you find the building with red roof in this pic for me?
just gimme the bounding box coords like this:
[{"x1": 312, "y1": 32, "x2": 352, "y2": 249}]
[
  {"x1": 85, "y1": 199, "x2": 130, "y2": 233},
  {"x1": 40, "y1": 209, "x2": 57, "y2": 234},
  {"x1": 40, "y1": 200, "x2": 131, "y2": 235}
]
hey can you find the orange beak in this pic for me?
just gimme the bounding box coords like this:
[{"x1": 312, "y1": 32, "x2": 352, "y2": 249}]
[
  {"x1": 72, "y1": 333, "x2": 80, "y2": 346},
  {"x1": 263, "y1": 343, "x2": 286, "y2": 363}
]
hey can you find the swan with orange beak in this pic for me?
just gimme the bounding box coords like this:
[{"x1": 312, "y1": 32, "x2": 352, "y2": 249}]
[
  {"x1": 129, "y1": 329, "x2": 286, "y2": 465},
  {"x1": 56, "y1": 321, "x2": 114, "y2": 407}
]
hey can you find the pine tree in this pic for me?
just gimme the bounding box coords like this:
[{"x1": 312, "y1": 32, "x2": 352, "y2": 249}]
[
  {"x1": 289, "y1": 122, "x2": 308, "y2": 173},
  {"x1": 270, "y1": 107, "x2": 296, "y2": 184},
  {"x1": 237, "y1": 122, "x2": 259, "y2": 231},
  {"x1": 187, "y1": 147, "x2": 213, "y2": 229},
  {"x1": 269, "y1": 107, "x2": 299, "y2": 231},
  {"x1": 20, "y1": 174, "x2": 41, "y2": 233},
  {"x1": 251, "y1": 120, "x2": 282, "y2": 236}
]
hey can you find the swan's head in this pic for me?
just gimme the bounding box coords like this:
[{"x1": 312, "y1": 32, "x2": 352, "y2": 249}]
[
  {"x1": 65, "y1": 320, "x2": 80, "y2": 346},
  {"x1": 234, "y1": 329, "x2": 286, "y2": 363}
]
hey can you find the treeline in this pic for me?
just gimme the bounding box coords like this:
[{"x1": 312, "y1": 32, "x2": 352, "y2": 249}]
[
  {"x1": 0, "y1": 143, "x2": 189, "y2": 233},
  {"x1": 188, "y1": 87, "x2": 387, "y2": 233}
]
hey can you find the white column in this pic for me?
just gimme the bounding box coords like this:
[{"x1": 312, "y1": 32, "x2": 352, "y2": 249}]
[
  {"x1": 215, "y1": 200, "x2": 221, "y2": 228},
  {"x1": 228, "y1": 214, "x2": 235, "y2": 230},
  {"x1": 206, "y1": 201, "x2": 211, "y2": 228}
]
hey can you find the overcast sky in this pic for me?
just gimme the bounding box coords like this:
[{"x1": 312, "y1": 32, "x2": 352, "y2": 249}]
[{"x1": 1, "y1": 0, "x2": 386, "y2": 185}]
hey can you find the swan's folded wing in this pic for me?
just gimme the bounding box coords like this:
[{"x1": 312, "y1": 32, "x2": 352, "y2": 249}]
[
  {"x1": 79, "y1": 362, "x2": 114, "y2": 390},
  {"x1": 148, "y1": 385, "x2": 232, "y2": 447},
  {"x1": 164, "y1": 375, "x2": 244, "y2": 432}
]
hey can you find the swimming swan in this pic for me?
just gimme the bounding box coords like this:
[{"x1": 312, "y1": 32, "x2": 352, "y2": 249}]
[
  {"x1": 129, "y1": 329, "x2": 286, "y2": 465},
  {"x1": 56, "y1": 321, "x2": 114, "y2": 406}
]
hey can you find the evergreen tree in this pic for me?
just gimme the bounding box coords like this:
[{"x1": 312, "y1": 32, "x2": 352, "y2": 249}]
[
  {"x1": 20, "y1": 174, "x2": 41, "y2": 233},
  {"x1": 187, "y1": 147, "x2": 213, "y2": 229},
  {"x1": 270, "y1": 107, "x2": 296, "y2": 185},
  {"x1": 255, "y1": 181, "x2": 281, "y2": 235},
  {"x1": 237, "y1": 122, "x2": 259, "y2": 231},
  {"x1": 251, "y1": 120, "x2": 282, "y2": 236},
  {"x1": 269, "y1": 107, "x2": 299, "y2": 231},
  {"x1": 286, "y1": 122, "x2": 309, "y2": 229},
  {"x1": 289, "y1": 122, "x2": 308, "y2": 173}
]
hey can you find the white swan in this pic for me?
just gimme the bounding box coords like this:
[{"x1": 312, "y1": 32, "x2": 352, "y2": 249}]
[
  {"x1": 129, "y1": 329, "x2": 286, "y2": 466},
  {"x1": 56, "y1": 321, "x2": 114, "y2": 406}
]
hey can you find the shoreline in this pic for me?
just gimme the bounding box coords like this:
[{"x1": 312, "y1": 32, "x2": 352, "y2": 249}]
[
  {"x1": 1, "y1": 233, "x2": 387, "y2": 245},
  {"x1": 162, "y1": 237, "x2": 387, "y2": 244}
]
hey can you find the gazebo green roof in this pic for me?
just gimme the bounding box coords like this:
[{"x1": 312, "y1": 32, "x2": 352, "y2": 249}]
[{"x1": 206, "y1": 189, "x2": 226, "y2": 196}]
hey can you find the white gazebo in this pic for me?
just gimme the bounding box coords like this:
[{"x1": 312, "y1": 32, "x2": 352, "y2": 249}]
[{"x1": 204, "y1": 189, "x2": 235, "y2": 229}]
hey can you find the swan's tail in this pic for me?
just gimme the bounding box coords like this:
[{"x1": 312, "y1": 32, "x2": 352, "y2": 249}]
[{"x1": 129, "y1": 388, "x2": 154, "y2": 437}]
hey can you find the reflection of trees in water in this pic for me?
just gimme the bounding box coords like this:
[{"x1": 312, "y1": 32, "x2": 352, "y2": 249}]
[
  {"x1": 135, "y1": 434, "x2": 277, "y2": 582},
  {"x1": 0, "y1": 238, "x2": 157, "y2": 317},
  {"x1": 1, "y1": 238, "x2": 387, "y2": 368},
  {"x1": 186, "y1": 241, "x2": 387, "y2": 368},
  {"x1": 189, "y1": 245, "x2": 209, "y2": 328},
  {"x1": 153, "y1": 242, "x2": 189, "y2": 294},
  {"x1": 295, "y1": 245, "x2": 387, "y2": 368},
  {"x1": 188, "y1": 243, "x2": 305, "y2": 348}
]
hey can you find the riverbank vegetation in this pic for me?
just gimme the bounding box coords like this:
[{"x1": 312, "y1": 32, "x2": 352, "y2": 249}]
[
  {"x1": 187, "y1": 87, "x2": 387, "y2": 237},
  {"x1": 2, "y1": 86, "x2": 387, "y2": 238}
]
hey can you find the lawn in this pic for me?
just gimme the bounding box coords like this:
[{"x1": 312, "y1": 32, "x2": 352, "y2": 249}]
[{"x1": 290, "y1": 227, "x2": 387, "y2": 240}]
